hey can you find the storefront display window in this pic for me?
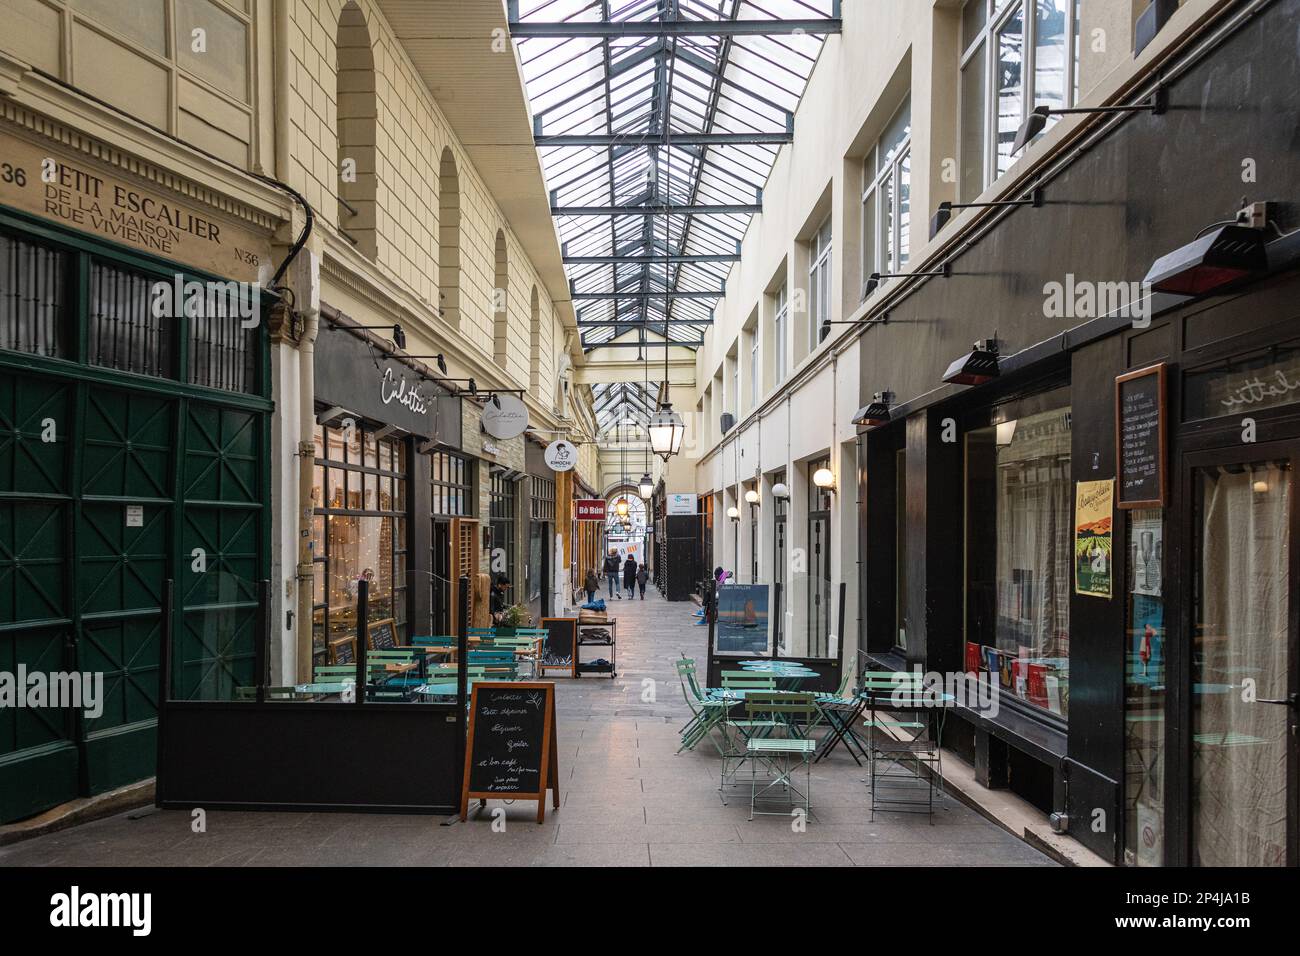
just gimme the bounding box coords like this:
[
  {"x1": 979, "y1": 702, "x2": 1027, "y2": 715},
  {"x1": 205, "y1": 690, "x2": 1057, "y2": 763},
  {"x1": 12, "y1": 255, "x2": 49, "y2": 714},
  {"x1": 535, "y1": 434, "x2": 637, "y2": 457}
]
[
  {"x1": 966, "y1": 398, "x2": 1072, "y2": 719},
  {"x1": 489, "y1": 470, "x2": 517, "y2": 602},
  {"x1": 311, "y1": 420, "x2": 408, "y2": 665},
  {"x1": 1124, "y1": 507, "x2": 1166, "y2": 866}
]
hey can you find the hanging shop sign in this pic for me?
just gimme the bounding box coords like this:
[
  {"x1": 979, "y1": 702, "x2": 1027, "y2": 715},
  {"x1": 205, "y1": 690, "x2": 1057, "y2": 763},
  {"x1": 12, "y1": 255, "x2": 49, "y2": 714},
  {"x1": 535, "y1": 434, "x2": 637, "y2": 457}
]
[
  {"x1": 0, "y1": 128, "x2": 271, "y2": 282},
  {"x1": 1074, "y1": 479, "x2": 1113, "y2": 598},
  {"x1": 460, "y1": 682, "x2": 559, "y2": 824},
  {"x1": 666, "y1": 493, "x2": 698, "y2": 515},
  {"x1": 1115, "y1": 363, "x2": 1167, "y2": 509},
  {"x1": 543, "y1": 439, "x2": 577, "y2": 472},
  {"x1": 575, "y1": 499, "x2": 606, "y2": 521},
  {"x1": 480, "y1": 394, "x2": 529, "y2": 440}
]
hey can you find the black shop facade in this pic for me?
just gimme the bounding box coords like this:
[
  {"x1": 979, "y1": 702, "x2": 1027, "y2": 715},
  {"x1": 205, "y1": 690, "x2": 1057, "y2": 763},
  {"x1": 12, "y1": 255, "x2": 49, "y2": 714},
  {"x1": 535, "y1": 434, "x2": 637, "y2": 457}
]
[{"x1": 855, "y1": 0, "x2": 1299, "y2": 868}]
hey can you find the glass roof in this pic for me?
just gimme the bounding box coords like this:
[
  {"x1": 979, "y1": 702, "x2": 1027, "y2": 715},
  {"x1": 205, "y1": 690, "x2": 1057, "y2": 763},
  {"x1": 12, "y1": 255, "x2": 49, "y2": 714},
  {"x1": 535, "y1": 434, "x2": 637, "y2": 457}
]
[{"x1": 515, "y1": 0, "x2": 835, "y2": 362}]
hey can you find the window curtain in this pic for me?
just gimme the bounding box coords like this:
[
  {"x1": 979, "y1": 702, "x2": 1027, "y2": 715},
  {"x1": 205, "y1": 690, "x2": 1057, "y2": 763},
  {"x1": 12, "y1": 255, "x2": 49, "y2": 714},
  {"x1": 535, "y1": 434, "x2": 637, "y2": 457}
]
[
  {"x1": 995, "y1": 457, "x2": 1071, "y2": 659},
  {"x1": 1193, "y1": 462, "x2": 1290, "y2": 866}
]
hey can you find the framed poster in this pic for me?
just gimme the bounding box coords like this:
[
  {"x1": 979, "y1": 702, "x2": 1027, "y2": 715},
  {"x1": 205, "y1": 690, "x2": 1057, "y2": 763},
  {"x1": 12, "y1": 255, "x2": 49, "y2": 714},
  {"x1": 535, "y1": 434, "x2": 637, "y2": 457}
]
[
  {"x1": 1115, "y1": 363, "x2": 1167, "y2": 508},
  {"x1": 1075, "y1": 479, "x2": 1113, "y2": 598}
]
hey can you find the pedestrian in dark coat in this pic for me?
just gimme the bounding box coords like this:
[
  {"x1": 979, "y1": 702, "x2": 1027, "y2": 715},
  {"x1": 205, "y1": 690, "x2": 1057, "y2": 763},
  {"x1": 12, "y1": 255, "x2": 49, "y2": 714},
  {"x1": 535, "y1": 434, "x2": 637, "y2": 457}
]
[
  {"x1": 636, "y1": 564, "x2": 648, "y2": 599},
  {"x1": 622, "y1": 555, "x2": 638, "y2": 597}
]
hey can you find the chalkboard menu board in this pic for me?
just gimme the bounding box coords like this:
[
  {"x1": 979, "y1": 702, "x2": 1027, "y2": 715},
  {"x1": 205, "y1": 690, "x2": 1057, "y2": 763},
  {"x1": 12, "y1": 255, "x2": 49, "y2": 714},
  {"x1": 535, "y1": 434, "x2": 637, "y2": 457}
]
[
  {"x1": 539, "y1": 617, "x2": 577, "y2": 676},
  {"x1": 460, "y1": 682, "x2": 559, "y2": 823},
  {"x1": 1115, "y1": 363, "x2": 1167, "y2": 508},
  {"x1": 367, "y1": 618, "x2": 397, "y2": 650}
]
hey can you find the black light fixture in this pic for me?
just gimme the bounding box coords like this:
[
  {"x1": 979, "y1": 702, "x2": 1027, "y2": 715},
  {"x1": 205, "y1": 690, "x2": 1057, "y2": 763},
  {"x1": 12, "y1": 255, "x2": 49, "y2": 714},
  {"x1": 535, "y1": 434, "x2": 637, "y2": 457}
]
[
  {"x1": 943, "y1": 339, "x2": 1000, "y2": 386},
  {"x1": 345, "y1": 322, "x2": 407, "y2": 349},
  {"x1": 1143, "y1": 213, "x2": 1269, "y2": 296},
  {"x1": 403, "y1": 353, "x2": 449, "y2": 374},
  {"x1": 1013, "y1": 88, "x2": 1167, "y2": 155},
  {"x1": 852, "y1": 390, "x2": 894, "y2": 428},
  {"x1": 821, "y1": 311, "x2": 889, "y2": 341},
  {"x1": 863, "y1": 262, "x2": 951, "y2": 299},
  {"x1": 930, "y1": 187, "x2": 1044, "y2": 239}
]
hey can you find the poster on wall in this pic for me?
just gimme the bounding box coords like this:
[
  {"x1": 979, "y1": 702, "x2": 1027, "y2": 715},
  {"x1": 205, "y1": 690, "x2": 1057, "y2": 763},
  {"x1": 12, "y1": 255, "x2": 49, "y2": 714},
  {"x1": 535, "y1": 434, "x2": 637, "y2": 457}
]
[
  {"x1": 715, "y1": 584, "x2": 769, "y2": 654},
  {"x1": 1074, "y1": 479, "x2": 1113, "y2": 598}
]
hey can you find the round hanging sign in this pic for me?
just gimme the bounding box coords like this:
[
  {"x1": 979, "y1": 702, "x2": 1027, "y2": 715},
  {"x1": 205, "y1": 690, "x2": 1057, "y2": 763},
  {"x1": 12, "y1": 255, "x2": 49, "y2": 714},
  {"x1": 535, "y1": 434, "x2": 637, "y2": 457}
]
[
  {"x1": 544, "y1": 439, "x2": 577, "y2": 472},
  {"x1": 480, "y1": 394, "x2": 529, "y2": 440}
]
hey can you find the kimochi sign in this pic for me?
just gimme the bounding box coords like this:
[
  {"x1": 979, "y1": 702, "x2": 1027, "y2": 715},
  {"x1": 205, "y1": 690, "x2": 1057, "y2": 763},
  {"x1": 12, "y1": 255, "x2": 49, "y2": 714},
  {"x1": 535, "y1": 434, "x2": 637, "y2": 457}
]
[{"x1": 544, "y1": 438, "x2": 577, "y2": 472}]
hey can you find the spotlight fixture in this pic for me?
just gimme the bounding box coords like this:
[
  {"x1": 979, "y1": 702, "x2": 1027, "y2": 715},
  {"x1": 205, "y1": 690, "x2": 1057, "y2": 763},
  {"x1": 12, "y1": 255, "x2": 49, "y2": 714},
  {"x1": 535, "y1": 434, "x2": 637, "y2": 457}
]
[
  {"x1": 1012, "y1": 87, "x2": 1167, "y2": 155},
  {"x1": 726, "y1": 505, "x2": 740, "y2": 520},
  {"x1": 403, "y1": 353, "x2": 449, "y2": 374},
  {"x1": 744, "y1": 488, "x2": 760, "y2": 505},
  {"x1": 1142, "y1": 214, "x2": 1269, "y2": 296},
  {"x1": 821, "y1": 312, "x2": 891, "y2": 340},
  {"x1": 943, "y1": 339, "x2": 1001, "y2": 386},
  {"x1": 638, "y1": 472, "x2": 654, "y2": 498},
  {"x1": 392, "y1": 324, "x2": 406, "y2": 350},
  {"x1": 648, "y1": 402, "x2": 686, "y2": 462},
  {"x1": 863, "y1": 262, "x2": 951, "y2": 298},
  {"x1": 812, "y1": 468, "x2": 835, "y2": 490},
  {"x1": 931, "y1": 187, "x2": 1044, "y2": 239},
  {"x1": 852, "y1": 391, "x2": 895, "y2": 428}
]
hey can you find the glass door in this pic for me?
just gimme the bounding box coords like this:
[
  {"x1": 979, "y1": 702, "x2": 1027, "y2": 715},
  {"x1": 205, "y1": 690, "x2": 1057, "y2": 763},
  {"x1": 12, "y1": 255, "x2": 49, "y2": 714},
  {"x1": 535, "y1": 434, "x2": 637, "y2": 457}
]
[{"x1": 1188, "y1": 445, "x2": 1298, "y2": 866}]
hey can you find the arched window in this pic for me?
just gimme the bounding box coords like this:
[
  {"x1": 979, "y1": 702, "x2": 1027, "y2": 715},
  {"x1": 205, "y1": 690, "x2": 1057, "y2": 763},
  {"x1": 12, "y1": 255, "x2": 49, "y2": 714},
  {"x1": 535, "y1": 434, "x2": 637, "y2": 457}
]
[
  {"x1": 438, "y1": 147, "x2": 460, "y2": 327},
  {"x1": 493, "y1": 229, "x2": 508, "y2": 368},
  {"x1": 529, "y1": 286, "x2": 541, "y2": 396},
  {"x1": 336, "y1": 1, "x2": 377, "y2": 259}
]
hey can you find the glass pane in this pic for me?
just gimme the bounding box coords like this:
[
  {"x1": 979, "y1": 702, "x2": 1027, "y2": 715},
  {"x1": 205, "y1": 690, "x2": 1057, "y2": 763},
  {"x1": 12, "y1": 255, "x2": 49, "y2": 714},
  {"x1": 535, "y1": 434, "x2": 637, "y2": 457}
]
[
  {"x1": 1192, "y1": 459, "x2": 1291, "y2": 866},
  {"x1": 364, "y1": 430, "x2": 379, "y2": 471},
  {"x1": 879, "y1": 169, "x2": 895, "y2": 276},
  {"x1": 1125, "y1": 508, "x2": 1166, "y2": 866},
  {"x1": 878, "y1": 96, "x2": 911, "y2": 174},
  {"x1": 0, "y1": 233, "x2": 66, "y2": 357},
  {"x1": 88, "y1": 263, "x2": 173, "y2": 378},
  {"x1": 861, "y1": 183, "x2": 877, "y2": 286},
  {"x1": 996, "y1": 5, "x2": 1025, "y2": 178},
  {"x1": 187, "y1": 281, "x2": 257, "y2": 393},
  {"x1": 962, "y1": 0, "x2": 988, "y2": 49},
  {"x1": 1184, "y1": 344, "x2": 1300, "y2": 421},
  {"x1": 175, "y1": 0, "x2": 249, "y2": 102},
  {"x1": 898, "y1": 149, "x2": 911, "y2": 269},
  {"x1": 1034, "y1": 0, "x2": 1068, "y2": 119},
  {"x1": 961, "y1": 41, "x2": 987, "y2": 201},
  {"x1": 73, "y1": 0, "x2": 166, "y2": 54}
]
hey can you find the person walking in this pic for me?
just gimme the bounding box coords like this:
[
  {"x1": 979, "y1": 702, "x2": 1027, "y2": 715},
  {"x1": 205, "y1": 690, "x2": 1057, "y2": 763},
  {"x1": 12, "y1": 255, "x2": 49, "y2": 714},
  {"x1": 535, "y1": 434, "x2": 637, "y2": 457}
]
[
  {"x1": 636, "y1": 563, "x2": 648, "y2": 600},
  {"x1": 602, "y1": 550, "x2": 622, "y2": 599},
  {"x1": 583, "y1": 568, "x2": 599, "y2": 604},
  {"x1": 622, "y1": 555, "x2": 637, "y2": 598}
]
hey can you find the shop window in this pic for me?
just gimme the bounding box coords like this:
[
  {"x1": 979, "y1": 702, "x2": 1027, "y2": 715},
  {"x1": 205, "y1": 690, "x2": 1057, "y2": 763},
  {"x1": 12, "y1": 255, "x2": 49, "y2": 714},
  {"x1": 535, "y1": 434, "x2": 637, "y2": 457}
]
[
  {"x1": 1124, "y1": 507, "x2": 1166, "y2": 866},
  {"x1": 489, "y1": 469, "x2": 517, "y2": 600},
  {"x1": 88, "y1": 262, "x2": 175, "y2": 379},
  {"x1": 312, "y1": 420, "x2": 408, "y2": 667},
  {"x1": 959, "y1": 0, "x2": 1080, "y2": 200},
  {"x1": 965, "y1": 399, "x2": 1072, "y2": 720},
  {"x1": 430, "y1": 450, "x2": 473, "y2": 517},
  {"x1": 0, "y1": 233, "x2": 67, "y2": 358},
  {"x1": 1183, "y1": 342, "x2": 1300, "y2": 422},
  {"x1": 861, "y1": 96, "x2": 912, "y2": 297},
  {"x1": 185, "y1": 281, "x2": 259, "y2": 393},
  {"x1": 531, "y1": 475, "x2": 556, "y2": 522}
]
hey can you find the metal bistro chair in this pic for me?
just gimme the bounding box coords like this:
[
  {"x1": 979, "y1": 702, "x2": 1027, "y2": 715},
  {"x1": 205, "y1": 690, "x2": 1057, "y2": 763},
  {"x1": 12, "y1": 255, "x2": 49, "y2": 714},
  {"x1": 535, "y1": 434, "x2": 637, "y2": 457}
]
[
  {"x1": 675, "y1": 658, "x2": 729, "y2": 755},
  {"x1": 860, "y1": 671, "x2": 945, "y2": 823},
  {"x1": 744, "y1": 692, "x2": 819, "y2": 821},
  {"x1": 716, "y1": 671, "x2": 778, "y2": 800}
]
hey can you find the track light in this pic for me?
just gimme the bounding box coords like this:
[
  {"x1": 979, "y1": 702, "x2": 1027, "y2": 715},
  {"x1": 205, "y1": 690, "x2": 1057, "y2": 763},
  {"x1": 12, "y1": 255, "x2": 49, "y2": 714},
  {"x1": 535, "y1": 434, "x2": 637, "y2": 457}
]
[
  {"x1": 1143, "y1": 214, "x2": 1269, "y2": 296},
  {"x1": 863, "y1": 262, "x2": 951, "y2": 298},
  {"x1": 942, "y1": 339, "x2": 1001, "y2": 386},
  {"x1": 931, "y1": 188, "x2": 1044, "y2": 239},
  {"x1": 852, "y1": 391, "x2": 894, "y2": 428},
  {"x1": 1012, "y1": 88, "x2": 1167, "y2": 154}
]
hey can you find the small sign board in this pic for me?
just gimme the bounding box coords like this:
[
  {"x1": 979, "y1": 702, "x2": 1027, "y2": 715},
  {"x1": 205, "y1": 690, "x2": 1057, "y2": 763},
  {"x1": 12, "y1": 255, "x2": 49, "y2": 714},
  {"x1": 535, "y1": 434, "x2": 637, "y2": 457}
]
[
  {"x1": 480, "y1": 394, "x2": 529, "y2": 440},
  {"x1": 1115, "y1": 363, "x2": 1167, "y2": 509},
  {"x1": 125, "y1": 504, "x2": 143, "y2": 527},
  {"x1": 544, "y1": 439, "x2": 577, "y2": 472},
  {"x1": 666, "y1": 493, "x2": 697, "y2": 515},
  {"x1": 367, "y1": 617, "x2": 398, "y2": 650},
  {"x1": 575, "y1": 499, "x2": 607, "y2": 521},
  {"x1": 538, "y1": 617, "x2": 578, "y2": 677},
  {"x1": 460, "y1": 682, "x2": 559, "y2": 824}
]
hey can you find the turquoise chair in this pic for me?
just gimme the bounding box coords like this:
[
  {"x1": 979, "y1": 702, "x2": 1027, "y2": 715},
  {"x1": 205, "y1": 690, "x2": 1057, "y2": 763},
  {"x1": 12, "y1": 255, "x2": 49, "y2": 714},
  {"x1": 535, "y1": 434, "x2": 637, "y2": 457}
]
[
  {"x1": 744, "y1": 692, "x2": 819, "y2": 821},
  {"x1": 675, "y1": 658, "x2": 728, "y2": 755}
]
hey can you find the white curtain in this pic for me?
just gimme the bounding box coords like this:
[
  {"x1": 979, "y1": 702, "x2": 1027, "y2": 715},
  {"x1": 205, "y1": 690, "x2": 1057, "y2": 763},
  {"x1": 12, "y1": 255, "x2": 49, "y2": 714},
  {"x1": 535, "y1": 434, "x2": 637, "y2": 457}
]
[{"x1": 1194, "y1": 462, "x2": 1290, "y2": 866}]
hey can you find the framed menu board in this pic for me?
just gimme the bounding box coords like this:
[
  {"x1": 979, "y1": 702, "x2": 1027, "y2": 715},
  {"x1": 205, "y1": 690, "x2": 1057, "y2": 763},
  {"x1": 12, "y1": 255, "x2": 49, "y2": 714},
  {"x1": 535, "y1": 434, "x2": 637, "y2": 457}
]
[
  {"x1": 539, "y1": 617, "x2": 578, "y2": 677},
  {"x1": 1115, "y1": 363, "x2": 1167, "y2": 509},
  {"x1": 460, "y1": 682, "x2": 560, "y2": 824}
]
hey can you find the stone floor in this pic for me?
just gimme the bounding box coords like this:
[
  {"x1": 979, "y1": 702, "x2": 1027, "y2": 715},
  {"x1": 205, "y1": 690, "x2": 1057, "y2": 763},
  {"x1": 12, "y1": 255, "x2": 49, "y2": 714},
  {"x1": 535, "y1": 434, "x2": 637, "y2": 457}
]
[{"x1": 0, "y1": 586, "x2": 1053, "y2": 867}]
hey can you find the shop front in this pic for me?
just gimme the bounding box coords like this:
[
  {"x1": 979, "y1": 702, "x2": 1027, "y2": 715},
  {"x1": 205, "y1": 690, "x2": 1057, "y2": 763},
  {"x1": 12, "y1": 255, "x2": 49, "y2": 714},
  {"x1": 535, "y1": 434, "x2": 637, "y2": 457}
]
[
  {"x1": 0, "y1": 118, "x2": 276, "y2": 823},
  {"x1": 854, "y1": 0, "x2": 1300, "y2": 866},
  {"x1": 524, "y1": 439, "x2": 555, "y2": 621}
]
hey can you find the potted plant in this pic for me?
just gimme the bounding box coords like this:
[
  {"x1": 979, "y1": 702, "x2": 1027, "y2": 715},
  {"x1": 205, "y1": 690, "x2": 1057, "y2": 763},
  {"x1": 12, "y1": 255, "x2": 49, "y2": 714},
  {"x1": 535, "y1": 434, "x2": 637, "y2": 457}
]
[{"x1": 497, "y1": 603, "x2": 532, "y2": 635}]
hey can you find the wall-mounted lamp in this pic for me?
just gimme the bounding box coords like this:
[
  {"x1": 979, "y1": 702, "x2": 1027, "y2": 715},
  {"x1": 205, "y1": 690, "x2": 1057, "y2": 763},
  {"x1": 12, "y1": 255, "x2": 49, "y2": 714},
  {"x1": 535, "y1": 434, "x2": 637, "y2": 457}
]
[
  {"x1": 638, "y1": 472, "x2": 654, "y2": 498},
  {"x1": 744, "y1": 488, "x2": 760, "y2": 505},
  {"x1": 771, "y1": 482, "x2": 790, "y2": 499},
  {"x1": 1143, "y1": 208, "x2": 1269, "y2": 296},
  {"x1": 726, "y1": 505, "x2": 740, "y2": 520},
  {"x1": 852, "y1": 391, "x2": 894, "y2": 428},
  {"x1": 821, "y1": 312, "x2": 889, "y2": 342},
  {"x1": 401, "y1": 353, "x2": 449, "y2": 374},
  {"x1": 812, "y1": 467, "x2": 835, "y2": 490},
  {"x1": 943, "y1": 339, "x2": 1001, "y2": 386},
  {"x1": 1012, "y1": 88, "x2": 1167, "y2": 154},
  {"x1": 342, "y1": 322, "x2": 406, "y2": 350},
  {"x1": 930, "y1": 187, "x2": 1044, "y2": 239},
  {"x1": 863, "y1": 262, "x2": 951, "y2": 298}
]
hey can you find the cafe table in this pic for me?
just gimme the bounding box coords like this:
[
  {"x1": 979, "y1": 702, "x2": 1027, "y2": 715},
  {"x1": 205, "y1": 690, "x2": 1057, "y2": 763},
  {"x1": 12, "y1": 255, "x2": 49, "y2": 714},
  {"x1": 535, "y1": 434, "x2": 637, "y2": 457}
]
[
  {"x1": 738, "y1": 661, "x2": 820, "y2": 691},
  {"x1": 815, "y1": 681, "x2": 954, "y2": 764}
]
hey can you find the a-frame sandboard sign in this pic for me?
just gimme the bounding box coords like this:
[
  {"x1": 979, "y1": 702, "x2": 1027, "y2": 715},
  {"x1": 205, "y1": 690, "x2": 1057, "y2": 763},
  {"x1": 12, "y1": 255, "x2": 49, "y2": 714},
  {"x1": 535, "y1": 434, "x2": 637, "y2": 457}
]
[{"x1": 460, "y1": 682, "x2": 560, "y2": 824}]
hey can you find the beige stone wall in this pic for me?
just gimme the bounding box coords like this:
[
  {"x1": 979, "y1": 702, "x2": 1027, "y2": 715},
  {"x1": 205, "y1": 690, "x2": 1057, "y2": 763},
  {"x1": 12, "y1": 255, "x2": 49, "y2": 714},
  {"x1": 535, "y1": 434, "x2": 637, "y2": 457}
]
[{"x1": 285, "y1": 0, "x2": 562, "y2": 404}]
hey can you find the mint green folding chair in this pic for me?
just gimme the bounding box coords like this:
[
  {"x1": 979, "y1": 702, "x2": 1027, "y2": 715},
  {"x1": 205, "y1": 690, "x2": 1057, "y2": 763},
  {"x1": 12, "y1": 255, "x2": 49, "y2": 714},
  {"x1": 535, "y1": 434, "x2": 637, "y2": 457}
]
[
  {"x1": 744, "y1": 692, "x2": 819, "y2": 820},
  {"x1": 675, "y1": 658, "x2": 729, "y2": 755},
  {"x1": 716, "y1": 671, "x2": 777, "y2": 800}
]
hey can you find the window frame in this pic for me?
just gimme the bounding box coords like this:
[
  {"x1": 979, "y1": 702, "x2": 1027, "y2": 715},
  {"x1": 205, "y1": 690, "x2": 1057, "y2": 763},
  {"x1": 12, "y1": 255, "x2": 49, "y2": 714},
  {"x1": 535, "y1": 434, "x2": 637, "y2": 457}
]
[
  {"x1": 808, "y1": 218, "x2": 832, "y2": 352},
  {"x1": 773, "y1": 283, "x2": 789, "y2": 386},
  {"x1": 860, "y1": 99, "x2": 913, "y2": 298}
]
